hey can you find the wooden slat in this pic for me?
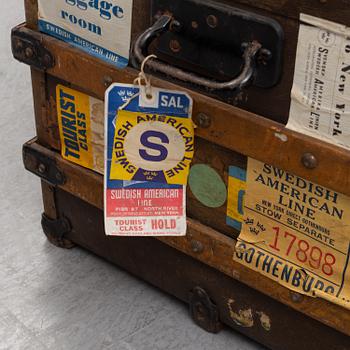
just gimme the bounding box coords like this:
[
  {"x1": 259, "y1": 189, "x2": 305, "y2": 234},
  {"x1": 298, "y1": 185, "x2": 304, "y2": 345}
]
[
  {"x1": 23, "y1": 0, "x2": 350, "y2": 124},
  {"x1": 30, "y1": 68, "x2": 51, "y2": 147},
  {"x1": 24, "y1": 0, "x2": 38, "y2": 28},
  {"x1": 23, "y1": 139, "x2": 350, "y2": 336},
  {"x1": 15, "y1": 25, "x2": 350, "y2": 197}
]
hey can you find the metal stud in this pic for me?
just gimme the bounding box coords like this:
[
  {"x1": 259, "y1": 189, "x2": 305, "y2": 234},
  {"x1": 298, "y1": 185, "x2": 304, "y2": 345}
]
[
  {"x1": 25, "y1": 47, "x2": 34, "y2": 58},
  {"x1": 14, "y1": 39, "x2": 23, "y2": 50},
  {"x1": 169, "y1": 39, "x2": 181, "y2": 53},
  {"x1": 195, "y1": 113, "x2": 211, "y2": 128},
  {"x1": 55, "y1": 172, "x2": 65, "y2": 184},
  {"x1": 42, "y1": 53, "x2": 53, "y2": 68},
  {"x1": 207, "y1": 15, "x2": 218, "y2": 28},
  {"x1": 38, "y1": 164, "x2": 46, "y2": 174},
  {"x1": 103, "y1": 75, "x2": 113, "y2": 88},
  {"x1": 191, "y1": 240, "x2": 204, "y2": 254},
  {"x1": 191, "y1": 21, "x2": 199, "y2": 29},
  {"x1": 301, "y1": 153, "x2": 318, "y2": 169}
]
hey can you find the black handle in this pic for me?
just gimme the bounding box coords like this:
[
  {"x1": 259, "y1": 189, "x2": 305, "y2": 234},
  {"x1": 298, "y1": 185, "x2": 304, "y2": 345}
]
[{"x1": 133, "y1": 15, "x2": 262, "y2": 91}]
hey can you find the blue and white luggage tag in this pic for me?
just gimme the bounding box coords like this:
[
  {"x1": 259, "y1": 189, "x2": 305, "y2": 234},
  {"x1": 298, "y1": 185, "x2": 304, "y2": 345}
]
[{"x1": 104, "y1": 83, "x2": 194, "y2": 236}]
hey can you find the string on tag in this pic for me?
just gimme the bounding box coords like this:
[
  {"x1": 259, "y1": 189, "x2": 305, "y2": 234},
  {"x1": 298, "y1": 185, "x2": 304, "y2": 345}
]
[
  {"x1": 119, "y1": 54, "x2": 157, "y2": 111},
  {"x1": 134, "y1": 54, "x2": 157, "y2": 99}
]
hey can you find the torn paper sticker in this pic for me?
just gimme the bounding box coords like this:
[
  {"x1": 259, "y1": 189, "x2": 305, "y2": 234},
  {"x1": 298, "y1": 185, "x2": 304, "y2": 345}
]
[
  {"x1": 234, "y1": 158, "x2": 350, "y2": 308},
  {"x1": 287, "y1": 14, "x2": 350, "y2": 150}
]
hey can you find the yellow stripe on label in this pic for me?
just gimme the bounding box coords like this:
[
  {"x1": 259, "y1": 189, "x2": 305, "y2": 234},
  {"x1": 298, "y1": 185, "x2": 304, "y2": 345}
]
[
  {"x1": 56, "y1": 84, "x2": 93, "y2": 170},
  {"x1": 110, "y1": 110, "x2": 194, "y2": 185}
]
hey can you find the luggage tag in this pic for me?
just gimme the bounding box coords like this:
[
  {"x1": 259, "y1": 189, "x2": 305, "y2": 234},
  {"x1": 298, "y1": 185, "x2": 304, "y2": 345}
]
[{"x1": 104, "y1": 74, "x2": 194, "y2": 236}]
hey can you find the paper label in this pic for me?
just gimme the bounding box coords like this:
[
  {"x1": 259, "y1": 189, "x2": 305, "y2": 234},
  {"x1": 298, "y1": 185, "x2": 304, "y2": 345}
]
[
  {"x1": 234, "y1": 158, "x2": 350, "y2": 306},
  {"x1": 287, "y1": 14, "x2": 350, "y2": 149},
  {"x1": 56, "y1": 85, "x2": 104, "y2": 173},
  {"x1": 38, "y1": 0, "x2": 133, "y2": 68},
  {"x1": 226, "y1": 166, "x2": 246, "y2": 231},
  {"x1": 105, "y1": 84, "x2": 193, "y2": 236},
  {"x1": 110, "y1": 110, "x2": 194, "y2": 185}
]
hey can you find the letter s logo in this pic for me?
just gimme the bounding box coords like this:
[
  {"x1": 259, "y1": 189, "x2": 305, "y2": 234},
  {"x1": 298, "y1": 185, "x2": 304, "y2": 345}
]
[{"x1": 139, "y1": 131, "x2": 169, "y2": 162}]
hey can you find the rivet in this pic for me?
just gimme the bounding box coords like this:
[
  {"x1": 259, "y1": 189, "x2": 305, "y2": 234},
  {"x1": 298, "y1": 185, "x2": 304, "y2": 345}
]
[
  {"x1": 195, "y1": 113, "x2": 211, "y2": 128},
  {"x1": 195, "y1": 302, "x2": 206, "y2": 317},
  {"x1": 103, "y1": 75, "x2": 113, "y2": 88},
  {"x1": 207, "y1": 15, "x2": 218, "y2": 28},
  {"x1": 25, "y1": 47, "x2": 34, "y2": 58},
  {"x1": 14, "y1": 39, "x2": 23, "y2": 50},
  {"x1": 38, "y1": 164, "x2": 46, "y2": 174},
  {"x1": 55, "y1": 172, "x2": 64, "y2": 183},
  {"x1": 170, "y1": 20, "x2": 182, "y2": 32},
  {"x1": 301, "y1": 153, "x2": 318, "y2": 169},
  {"x1": 290, "y1": 291, "x2": 303, "y2": 303},
  {"x1": 191, "y1": 240, "x2": 204, "y2": 254},
  {"x1": 169, "y1": 39, "x2": 181, "y2": 53},
  {"x1": 191, "y1": 21, "x2": 199, "y2": 29},
  {"x1": 42, "y1": 54, "x2": 52, "y2": 67},
  {"x1": 258, "y1": 48, "x2": 273, "y2": 63}
]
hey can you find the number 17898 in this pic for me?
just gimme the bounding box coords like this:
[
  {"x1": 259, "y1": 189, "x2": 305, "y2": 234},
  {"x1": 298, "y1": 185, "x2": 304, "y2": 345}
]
[{"x1": 269, "y1": 227, "x2": 336, "y2": 276}]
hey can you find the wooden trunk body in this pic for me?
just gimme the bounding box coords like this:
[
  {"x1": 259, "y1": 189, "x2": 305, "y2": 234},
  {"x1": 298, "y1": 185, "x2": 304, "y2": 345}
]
[
  {"x1": 24, "y1": 0, "x2": 350, "y2": 124},
  {"x1": 11, "y1": 0, "x2": 350, "y2": 348},
  {"x1": 35, "y1": 180, "x2": 350, "y2": 350}
]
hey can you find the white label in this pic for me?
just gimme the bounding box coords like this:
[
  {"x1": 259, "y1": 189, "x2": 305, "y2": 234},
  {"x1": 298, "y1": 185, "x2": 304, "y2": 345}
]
[
  {"x1": 287, "y1": 14, "x2": 350, "y2": 149},
  {"x1": 38, "y1": 0, "x2": 133, "y2": 68}
]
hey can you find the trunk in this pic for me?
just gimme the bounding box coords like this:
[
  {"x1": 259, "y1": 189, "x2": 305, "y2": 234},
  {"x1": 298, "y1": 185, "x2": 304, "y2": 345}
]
[{"x1": 13, "y1": 1, "x2": 350, "y2": 348}]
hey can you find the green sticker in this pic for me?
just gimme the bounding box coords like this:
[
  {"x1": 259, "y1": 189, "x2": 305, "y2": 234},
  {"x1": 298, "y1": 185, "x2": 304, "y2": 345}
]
[{"x1": 189, "y1": 164, "x2": 227, "y2": 208}]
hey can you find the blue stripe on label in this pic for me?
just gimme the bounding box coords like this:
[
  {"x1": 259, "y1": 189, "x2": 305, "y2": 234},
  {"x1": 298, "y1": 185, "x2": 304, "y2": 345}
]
[
  {"x1": 226, "y1": 216, "x2": 242, "y2": 231},
  {"x1": 38, "y1": 20, "x2": 129, "y2": 68},
  {"x1": 226, "y1": 166, "x2": 247, "y2": 232},
  {"x1": 229, "y1": 166, "x2": 247, "y2": 181}
]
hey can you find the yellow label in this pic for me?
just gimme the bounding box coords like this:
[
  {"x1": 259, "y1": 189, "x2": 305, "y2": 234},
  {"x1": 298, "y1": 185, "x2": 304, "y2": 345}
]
[
  {"x1": 234, "y1": 158, "x2": 350, "y2": 307},
  {"x1": 110, "y1": 110, "x2": 194, "y2": 185},
  {"x1": 56, "y1": 85, "x2": 104, "y2": 173}
]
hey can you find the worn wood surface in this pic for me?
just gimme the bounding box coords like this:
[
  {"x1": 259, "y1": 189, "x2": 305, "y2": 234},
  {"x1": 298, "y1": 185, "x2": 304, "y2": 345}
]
[
  {"x1": 15, "y1": 25, "x2": 350, "y2": 198},
  {"x1": 41, "y1": 182, "x2": 57, "y2": 219},
  {"x1": 131, "y1": 0, "x2": 151, "y2": 42},
  {"x1": 30, "y1": 68, "x2": 52, "y2": 147},
  {"x1": 24, "y1": 0, "x2": 38, "y2": 28},
  {"x1": 24, "y1": 139, "x2": 350, "y2": 337},
  {"x1": 49, "y1": 186, "x2": 350, "y2": 350}
]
